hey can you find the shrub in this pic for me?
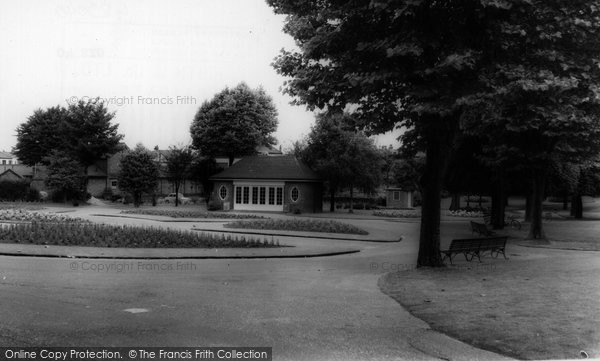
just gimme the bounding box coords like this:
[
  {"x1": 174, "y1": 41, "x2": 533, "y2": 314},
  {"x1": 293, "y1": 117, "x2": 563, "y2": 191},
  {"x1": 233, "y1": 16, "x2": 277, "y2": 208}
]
[
  {"x1": 224, "y1": 218, "x2": 368, "y2": 235},
  {"x1": 26, "y1": 188, "x2": 41, "y2": 202},
  {"x1": 207, "y1": 199, "x2": 223, "y2": 211},
  {"x1": 0, "y1": 180, "x2": 30, "y2": 201},
  {"x1": 0, "y1": 222, "x2": 281, "y2": 248}
]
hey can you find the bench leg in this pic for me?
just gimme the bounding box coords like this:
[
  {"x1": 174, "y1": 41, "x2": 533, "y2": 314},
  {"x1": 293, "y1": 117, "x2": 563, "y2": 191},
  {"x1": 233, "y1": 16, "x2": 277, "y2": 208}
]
[{"x1": 464, "y1": 252, "x2": 472, "y2": 262}]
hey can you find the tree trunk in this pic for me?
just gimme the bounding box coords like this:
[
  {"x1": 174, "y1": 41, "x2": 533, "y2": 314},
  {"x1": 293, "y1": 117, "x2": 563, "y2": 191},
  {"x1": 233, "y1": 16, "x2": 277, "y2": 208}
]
[
  {"x1": 349, "y1": 185, "x2": 354, "y2": 213},
  {"x1": 449, "y1": 193, "x2": 461, "y2": 211},
  {"x1": 527, "y1": 172, "x2": 546, "y2": 239},
  {"x1": 329, "y1": 187, "x2": 335, "y2": 212},
  {"x1": 174, "y1": 182, "x2": 180, "y2": 207},
  {"x1": 562, "y1": 192, "x2": 569, "y2": 211},
  {"x1": 525, "y1": 193, "x2": 533, "y2": 222},
  {"x1": 417, "y1": 136, "x2": 448, "y2": 268},
  {"x1": 491, "y1": 178, "x2": 506, "y2": 230},
  {"x1": 571, "y1": 194, "x2": 583, "y2": 219}
]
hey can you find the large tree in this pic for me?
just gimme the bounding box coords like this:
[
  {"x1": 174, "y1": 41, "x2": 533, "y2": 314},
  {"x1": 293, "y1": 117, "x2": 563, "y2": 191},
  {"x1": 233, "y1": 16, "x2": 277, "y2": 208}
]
[
  {"x1": 164, "y1": 145, "x2": 194, "y2": 207},
  {"x1": 44, "y1": 151, "x2": 87, "y2": 204},
  {"x1": 268, "y1": 0, "x2": 501, "y2": 266},
  {"x1": 15, "y1": 98, "x2": 124, "y2": 188},
  {"x1": 190, "y1": 83, "x2": 279, "y2": 166},
  {"x1": 118, "y1": 144, "x2": 159, "y2": 207},
  {"x1": 268, "y1": 0, "x2": 600, "y2": 263},
  {"x1": 460, "y1": 1, "x2": 600, "y2": 238},
  {"x1": 298, "y1": 113, "x2": 382, "y2": 212}
]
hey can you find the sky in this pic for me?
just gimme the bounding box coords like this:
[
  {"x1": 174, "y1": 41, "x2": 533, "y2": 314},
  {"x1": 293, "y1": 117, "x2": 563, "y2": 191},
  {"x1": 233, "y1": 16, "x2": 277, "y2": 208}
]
[{"x1": 0, "y1": 0, "x2": 400, "y2": 153}]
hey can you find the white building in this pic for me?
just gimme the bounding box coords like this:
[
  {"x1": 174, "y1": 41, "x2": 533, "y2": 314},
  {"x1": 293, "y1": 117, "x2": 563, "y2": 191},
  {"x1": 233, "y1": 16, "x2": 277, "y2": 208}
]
[{"x1": 0, "y1": 151, "x2": 18, "y2": 165}]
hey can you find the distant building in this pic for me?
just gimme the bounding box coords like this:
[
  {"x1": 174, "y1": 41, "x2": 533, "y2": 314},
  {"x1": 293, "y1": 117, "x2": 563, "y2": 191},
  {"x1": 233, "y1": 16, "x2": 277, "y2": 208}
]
[
  {"x1": 210, "y1": 155, "x2": 322, "y2": 213},
  {"x1": 385, "y1": 187, "x2": 413, "y2": 208},
  {"x1": 214, "y1": 145, "x2": 284, "y2": 169},
  {"x1": 0, "y1": 151, "x2": 19, "y2": 165}
]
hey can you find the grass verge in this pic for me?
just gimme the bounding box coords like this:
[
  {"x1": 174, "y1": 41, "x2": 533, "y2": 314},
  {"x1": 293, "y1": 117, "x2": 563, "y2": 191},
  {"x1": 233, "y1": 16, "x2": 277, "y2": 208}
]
[
  {"x1": 224, "y1": 218, "x2": 369, "y2": 235},
  {"x1": 0, "y1": 222, "x2": 281, "y2": 248},
  {"x1": 378, "y1": 250, "x2": 600, "y2": 360}
]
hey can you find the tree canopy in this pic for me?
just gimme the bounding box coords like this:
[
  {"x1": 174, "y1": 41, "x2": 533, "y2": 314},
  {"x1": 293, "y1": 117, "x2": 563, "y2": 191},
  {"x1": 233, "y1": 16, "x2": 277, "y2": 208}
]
[
  {"x1": 164, "y1": 145, "x2": 194, "y2": 206},
  {"x1": 297, "y1": 113, "x2": 382, "y2": 211},
  {"x1": 268, "y1": 0, "x2": 600, "y2": 264},
  {"x1": 15, "y1": 98, "x2": 124, "y2": 169},
  {"x1": 44, "y1": 151, "x2": 87, "y2": 204},
  {"x1": 190, "y1": 83, "x2": 279, "y2": 165},
  {"x1": 117, "y1": 144, "x2": 159, "y2": 207}
]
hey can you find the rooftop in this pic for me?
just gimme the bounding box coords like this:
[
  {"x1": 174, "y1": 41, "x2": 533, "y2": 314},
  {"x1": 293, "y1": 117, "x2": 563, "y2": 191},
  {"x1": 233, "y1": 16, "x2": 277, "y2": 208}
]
[{"x1": 210, "y1": 155, "x2": 320, "y2": 181}]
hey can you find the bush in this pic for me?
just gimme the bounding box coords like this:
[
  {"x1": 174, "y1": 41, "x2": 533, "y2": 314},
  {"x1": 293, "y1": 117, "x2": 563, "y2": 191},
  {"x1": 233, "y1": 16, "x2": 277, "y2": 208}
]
[
  {"x1": 123, "y1": 194, "x2": 134, "y2": 205},
  {"x1": 207, "y1": 199, "x2": 223, "y2": 211},
  {"x1": 0, "y1": 180, "x2": 30, "y2": 201},
  {"x1": 26, "y1": 188, "x2": 41, "y2": 202}
]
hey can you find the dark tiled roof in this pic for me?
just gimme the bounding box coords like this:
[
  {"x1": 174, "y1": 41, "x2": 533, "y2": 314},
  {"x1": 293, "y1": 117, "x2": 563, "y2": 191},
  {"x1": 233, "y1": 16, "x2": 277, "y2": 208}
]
[
  {"x1": 0, "y1": 164, "x2": 34, "y2": 177},
  {"x1": 0, "y1": 169, "x2": 23, "y2": 180},
  {"x1": 0, "y1": 151, "x2": 14, "y2": 159},
  {"x1": 211, "y1": 155, "x2": 321, "y2": 181}
]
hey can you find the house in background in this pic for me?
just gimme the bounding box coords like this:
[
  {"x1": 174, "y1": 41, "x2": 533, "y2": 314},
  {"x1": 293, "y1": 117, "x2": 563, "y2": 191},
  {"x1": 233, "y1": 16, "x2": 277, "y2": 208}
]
[
  {"x1": 214, "y1": 145, "x2": 284, "y2": 169},
  {"x1": 0, "y1": 151, "x2": 19, "y2": 165},
  {"x1": 0, "y1": 168, "x2": 24, "y2": 182},
  {"x1": 385, "y1": 187, "x2": 413, "y2": 208},
  {"x1": 210, "y1": 155, "x2": 322, "y2": 213}
]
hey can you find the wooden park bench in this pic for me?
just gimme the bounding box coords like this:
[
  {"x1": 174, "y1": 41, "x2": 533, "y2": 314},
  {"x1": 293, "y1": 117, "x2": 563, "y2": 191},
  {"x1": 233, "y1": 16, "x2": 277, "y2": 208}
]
[
  {"x1": 470, "y1": 221, "x2": 495, "y2": 237},
  {"x1": 440, "y1": 236, "x2": 508, "y2": 265}
]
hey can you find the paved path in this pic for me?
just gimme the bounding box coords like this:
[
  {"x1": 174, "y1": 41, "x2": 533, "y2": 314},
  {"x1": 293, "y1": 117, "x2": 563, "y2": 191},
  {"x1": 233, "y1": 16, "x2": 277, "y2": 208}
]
[{"x1": 0, "y1": 205, "x2": 514, "y2": 360}]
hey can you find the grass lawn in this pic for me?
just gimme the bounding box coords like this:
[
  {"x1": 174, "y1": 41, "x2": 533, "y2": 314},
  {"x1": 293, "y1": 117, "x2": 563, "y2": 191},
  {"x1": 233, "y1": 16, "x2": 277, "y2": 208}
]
[
  {"x1": 224, "y1": 218, "x2": 369, "y2": 235},
  {"x1": 379, "y1": 241, "x2": 600, "y2": 360}
]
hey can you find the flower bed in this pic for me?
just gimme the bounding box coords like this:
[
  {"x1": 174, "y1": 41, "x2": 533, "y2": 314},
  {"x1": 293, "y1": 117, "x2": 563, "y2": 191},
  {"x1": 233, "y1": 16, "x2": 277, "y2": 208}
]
[
  {"x1": 445, "y1": 209, "x2": 484, "y2": 218},
  {"x1": 0, "y1": 202, "x2": 45, "y2": 211},
  {"x1": 121, "y1": 209, "x2": 264, "y2": 219},
  {"x1": 224, "y1": 218, "x2": 369, "y2": 235},
  {"x1": 372, "y1": 210, "x2": 421, "y2": 218},
  {"x1": 0, "y1": 209, "x2": 84, "y2": 223},
  {"x1": 0, "y1": 222, "x2": 280, "y2": 248}
]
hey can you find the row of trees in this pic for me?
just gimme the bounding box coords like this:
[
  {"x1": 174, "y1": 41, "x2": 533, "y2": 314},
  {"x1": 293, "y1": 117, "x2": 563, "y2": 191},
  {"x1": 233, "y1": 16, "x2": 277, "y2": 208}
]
[
  {"x1": 13, "y1": 83, "x2": 284, "y2": 206},
  {"x1": 267, "y1": 0, "x2": 600, "y2": 266}
]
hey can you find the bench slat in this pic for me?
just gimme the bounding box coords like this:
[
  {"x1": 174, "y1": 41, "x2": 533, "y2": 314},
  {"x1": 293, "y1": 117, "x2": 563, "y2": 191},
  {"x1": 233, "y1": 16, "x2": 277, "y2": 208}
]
[{"x1": 441, "y1": 236, "x2": 508, "y2": 264}]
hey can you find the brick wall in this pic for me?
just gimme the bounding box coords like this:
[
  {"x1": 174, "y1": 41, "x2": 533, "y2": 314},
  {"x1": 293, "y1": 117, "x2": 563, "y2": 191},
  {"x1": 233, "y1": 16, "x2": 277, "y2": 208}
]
[
  {"x1": 211, "y1": 181, "x2": 234, "y2": 210},
  {"x1": 284, "y1": 182, "x2": 322, "y2": 213}
]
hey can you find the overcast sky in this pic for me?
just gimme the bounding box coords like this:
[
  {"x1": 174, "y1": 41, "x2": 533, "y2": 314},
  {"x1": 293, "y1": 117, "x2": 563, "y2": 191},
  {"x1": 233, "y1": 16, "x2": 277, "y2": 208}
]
[{"x1": 0, "y1": 0, "x2": 399, "y2": 153}]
